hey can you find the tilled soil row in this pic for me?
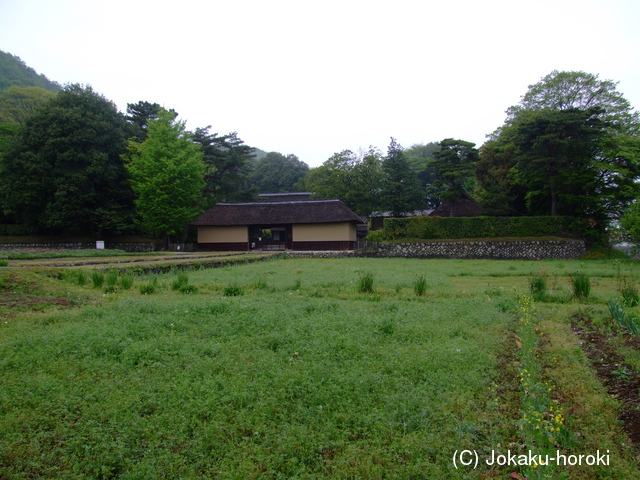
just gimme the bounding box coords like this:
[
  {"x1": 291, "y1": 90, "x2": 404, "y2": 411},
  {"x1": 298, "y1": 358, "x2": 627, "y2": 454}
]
[{"x1": 571, "y1": 313, "x2": 640, "y2": 447}]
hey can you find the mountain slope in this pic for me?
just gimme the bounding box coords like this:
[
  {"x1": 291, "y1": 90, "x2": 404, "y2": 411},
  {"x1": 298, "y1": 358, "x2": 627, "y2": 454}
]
[{"x1": 0, "y1": 50, "x2": 61, "y2": 93}]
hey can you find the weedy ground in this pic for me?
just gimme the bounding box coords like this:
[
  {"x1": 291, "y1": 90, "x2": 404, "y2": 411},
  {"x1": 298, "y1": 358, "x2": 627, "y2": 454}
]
[{"x1": 1, "y1": 256, "x2": 640, "y2": 479}]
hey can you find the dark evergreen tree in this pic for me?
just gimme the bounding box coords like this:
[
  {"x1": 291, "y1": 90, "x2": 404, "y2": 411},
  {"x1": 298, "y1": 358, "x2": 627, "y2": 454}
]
[
  {"x1": 126, "y1": 101, "x2": 177, "y2": 142},
  {"x1": 192, "y1": 127, "x2": 256, "y2": 205},
  {"x1": 0, "y1": 84, "x2": 136, "y2": 235},
  {"x1": 512, "y1": 106, "x2": 637, "y2": 218},
  {"x1": 405, "y1": 142, "x2": 441, "y2": 208},
  {"x1": 475, "y1": 132, "x2": 527, "y2": 216},
  {"x1": 381, "y1": 138, "x2": 423, "y2": 217},
  {"x1": 480, "y1": 70, "x2": 640, "y2": 222},
  {"x1": 427, "y1": 138, "x2": 479, "y2": 203}
]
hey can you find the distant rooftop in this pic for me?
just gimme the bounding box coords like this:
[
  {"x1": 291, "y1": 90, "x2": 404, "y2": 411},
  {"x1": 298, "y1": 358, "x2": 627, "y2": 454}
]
[{"x1": 257, "y1": 192, "x2": 312, "y2": 202}]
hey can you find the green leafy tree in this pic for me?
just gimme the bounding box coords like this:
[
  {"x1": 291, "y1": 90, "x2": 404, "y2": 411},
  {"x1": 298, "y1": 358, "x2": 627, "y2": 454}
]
[
  {"x1": 249, "y1": 152, "x2": 309, "y2": 193},
  {"x1": 620, "y1": 202, "x2": 640, "y2": 243},
  {"x1": 192, "y1": 127, "x2": 256, "y2": 205},
  {"x1": 302, "y1": 150, "x2": 353, "y2": 199},
  {"x1": 0, "y1": 86, "x2": 56, "y2": 124},
  {"x1": 0, "y1": 84, "x2": 135, "y2": 235},
  {"x1": 303, "y1": 147, "x2": 383, "y2": 216},
  {"x1": 381, "y1": 138, "x2": 424, "y2": 217},
  {"x1": 427, "y1": 138, "x2": 479, "y2": 203},
  {"x1": 124, "y1": 109, "x2": 205, "y2": 246},
  {"x1": 0, "y1": 123, "x2": 19, "y2": 156},
  {"x1": 510, "y1": 70, "x2": 639, "y2": 128}
]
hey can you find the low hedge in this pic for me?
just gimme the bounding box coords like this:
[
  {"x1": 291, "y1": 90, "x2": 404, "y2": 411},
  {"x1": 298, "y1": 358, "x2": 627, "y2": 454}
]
[
  {"x1": 0, "y1": 224, "x2": 39, "y2": 236},
  {"x1": 379, "y1": 216, "x2": 605, "y2": 245}
]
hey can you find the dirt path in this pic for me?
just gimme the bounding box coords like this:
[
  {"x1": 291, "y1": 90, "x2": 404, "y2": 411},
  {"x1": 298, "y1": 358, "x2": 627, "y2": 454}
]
[{"x1": 6, "y1": 252, "x2": 264, "y2": 268}]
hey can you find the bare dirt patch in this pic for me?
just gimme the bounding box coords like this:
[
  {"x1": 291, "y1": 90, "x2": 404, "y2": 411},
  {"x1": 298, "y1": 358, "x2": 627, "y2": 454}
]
[
  {"x1": 0, "y1": 292, "x2": 70, "y2": 315},
  {"x1": 571, "y1": 313, "x2": 640, "y2": 446}
]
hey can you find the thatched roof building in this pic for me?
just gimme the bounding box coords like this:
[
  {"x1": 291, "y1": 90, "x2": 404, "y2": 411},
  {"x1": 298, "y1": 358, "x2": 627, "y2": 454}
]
[{"x1": 191, "y1": 199, "x2": 365, "y2": 251}]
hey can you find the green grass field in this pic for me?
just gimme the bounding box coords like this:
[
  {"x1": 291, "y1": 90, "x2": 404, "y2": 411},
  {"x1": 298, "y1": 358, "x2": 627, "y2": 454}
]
[{"x1": 2, "y1": 257, "x2": 640, "y2": 479}]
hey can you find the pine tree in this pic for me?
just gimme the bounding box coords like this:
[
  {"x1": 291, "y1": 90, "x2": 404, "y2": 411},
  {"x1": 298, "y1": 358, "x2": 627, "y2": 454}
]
[{"x1": 428, "y1": 138, "x2": 479, "y2": 203}]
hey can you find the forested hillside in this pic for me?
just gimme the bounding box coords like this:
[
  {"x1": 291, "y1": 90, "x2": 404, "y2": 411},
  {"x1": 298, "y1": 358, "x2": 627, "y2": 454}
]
[
  {"x1": 0, "y1": 53, "x2": 311, "y2": 239},
  {"x1": 0, "y1": 50, "x2": 61, "y2": 93}
]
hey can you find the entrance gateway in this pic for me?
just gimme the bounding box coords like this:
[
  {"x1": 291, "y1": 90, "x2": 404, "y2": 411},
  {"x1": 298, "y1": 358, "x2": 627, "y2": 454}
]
[{"x1": 249, "y1": 225, "x2": 292, "y2": 251}]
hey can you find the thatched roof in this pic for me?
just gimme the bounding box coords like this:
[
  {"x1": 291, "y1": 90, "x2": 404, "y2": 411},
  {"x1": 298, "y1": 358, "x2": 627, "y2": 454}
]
[
  {"x1": 191, "y1": 200, "x2": 364, "y2": 226},
  {"x1": 429, "y1": 191, "x2": 485, "y2": 217}
]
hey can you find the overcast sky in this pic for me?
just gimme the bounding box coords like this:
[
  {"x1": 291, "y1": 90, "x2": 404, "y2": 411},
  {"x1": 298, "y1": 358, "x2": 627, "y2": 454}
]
[{"x1": 1, "y1": 0, "x2": 639, "y2": 167}]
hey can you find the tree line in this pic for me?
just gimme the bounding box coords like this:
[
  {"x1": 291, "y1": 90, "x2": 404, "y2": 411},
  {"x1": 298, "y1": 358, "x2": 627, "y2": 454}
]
[
  {"x1": 0, "y1": 85, "x2": 311, "y2": 244},
  {"x1": 1, "y1": 68, "x2": 640, "y2": 243},
  {"x1": 302, "y1": 70, "x2": 640, "y2": 241}
]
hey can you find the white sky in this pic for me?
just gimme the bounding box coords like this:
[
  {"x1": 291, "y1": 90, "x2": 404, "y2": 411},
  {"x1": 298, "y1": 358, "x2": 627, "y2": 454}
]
[{"x1": 1, "y1": 0, "x2": 639, "y2": 167}]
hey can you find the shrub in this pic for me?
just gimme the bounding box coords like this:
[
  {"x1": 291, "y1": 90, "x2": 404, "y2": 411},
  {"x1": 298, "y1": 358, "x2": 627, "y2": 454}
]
[
  {"x1": 378, "y1": 318, "x2": 396, "y2": 334},
  {"x1": 413, "y1": 275, "x2": 428, "y2": 296},
  {"x1": 365, "y1": 230, "x2": 385, "y2": 242},
  {"x1": 381, "y1": 215, "x2": 605, "y2": 244},
  {"x1": 357, "y1": 271, "x2": 375, "y2": 293},
  {"x1": 139, "y1": 278, "x2": 158, "y2": 295},
  {"x1": 223, "y1": 284, "x2": 244, "y2": 297},
  {"x1": 609, "y1": 298, "x2": 640, "y2": 335},
  {"x1": 76, "y1": 271, "x2": 87, "y2": 286},
  {"x1": 529, "y1": 275, "x2": 547, "y2": 302},
  {"x1": 178, "y1": 284, "x2": 198, "y2": 294},
  {"x1": 121, "y1": 274, "x2": 134, "y2": 290},
  {"x1": 171, "y1": 273, "x2": 189, "y2": 291},
  {"x1": 106, "y1": 271, "x2": 119, "y2": 287},
  {"x1": 253, "y1": 276, "x2": 268, "y2": 290},
  {"x1": 91, "y1": 271, "x2": 104, "y2": 288},
  {"x1": 620, "y1": 281, "x2": 639, "y2": 308},
  {"x1": 571, "y1": 273, "x2": 591, "y2": 299}
]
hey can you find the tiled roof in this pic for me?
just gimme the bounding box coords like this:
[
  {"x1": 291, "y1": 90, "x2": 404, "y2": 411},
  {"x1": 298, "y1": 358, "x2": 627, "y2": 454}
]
[{"x1": 191, "y1": 200, "x2": 364, "y2": 226}]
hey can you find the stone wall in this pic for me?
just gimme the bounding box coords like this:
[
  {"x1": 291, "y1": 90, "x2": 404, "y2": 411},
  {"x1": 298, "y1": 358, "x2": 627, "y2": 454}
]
[
  {"x1": 286, "y1": 239, "x2": 585, "y2": 260},
  {"x1": 285, "y1": 251, "x2": 358, "y2": 259},
  {"x1": 285, "y1": 240, "x2": 585, "y2": 260},
  {"x1": 370, "y1": 239, "x2": 585, "y2": 260}
]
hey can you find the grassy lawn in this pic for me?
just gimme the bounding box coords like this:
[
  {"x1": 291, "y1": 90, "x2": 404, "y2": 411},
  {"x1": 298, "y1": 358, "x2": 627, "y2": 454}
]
[{"x1": 1, "y1": 257, "x2": 640, "y2": 479}]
